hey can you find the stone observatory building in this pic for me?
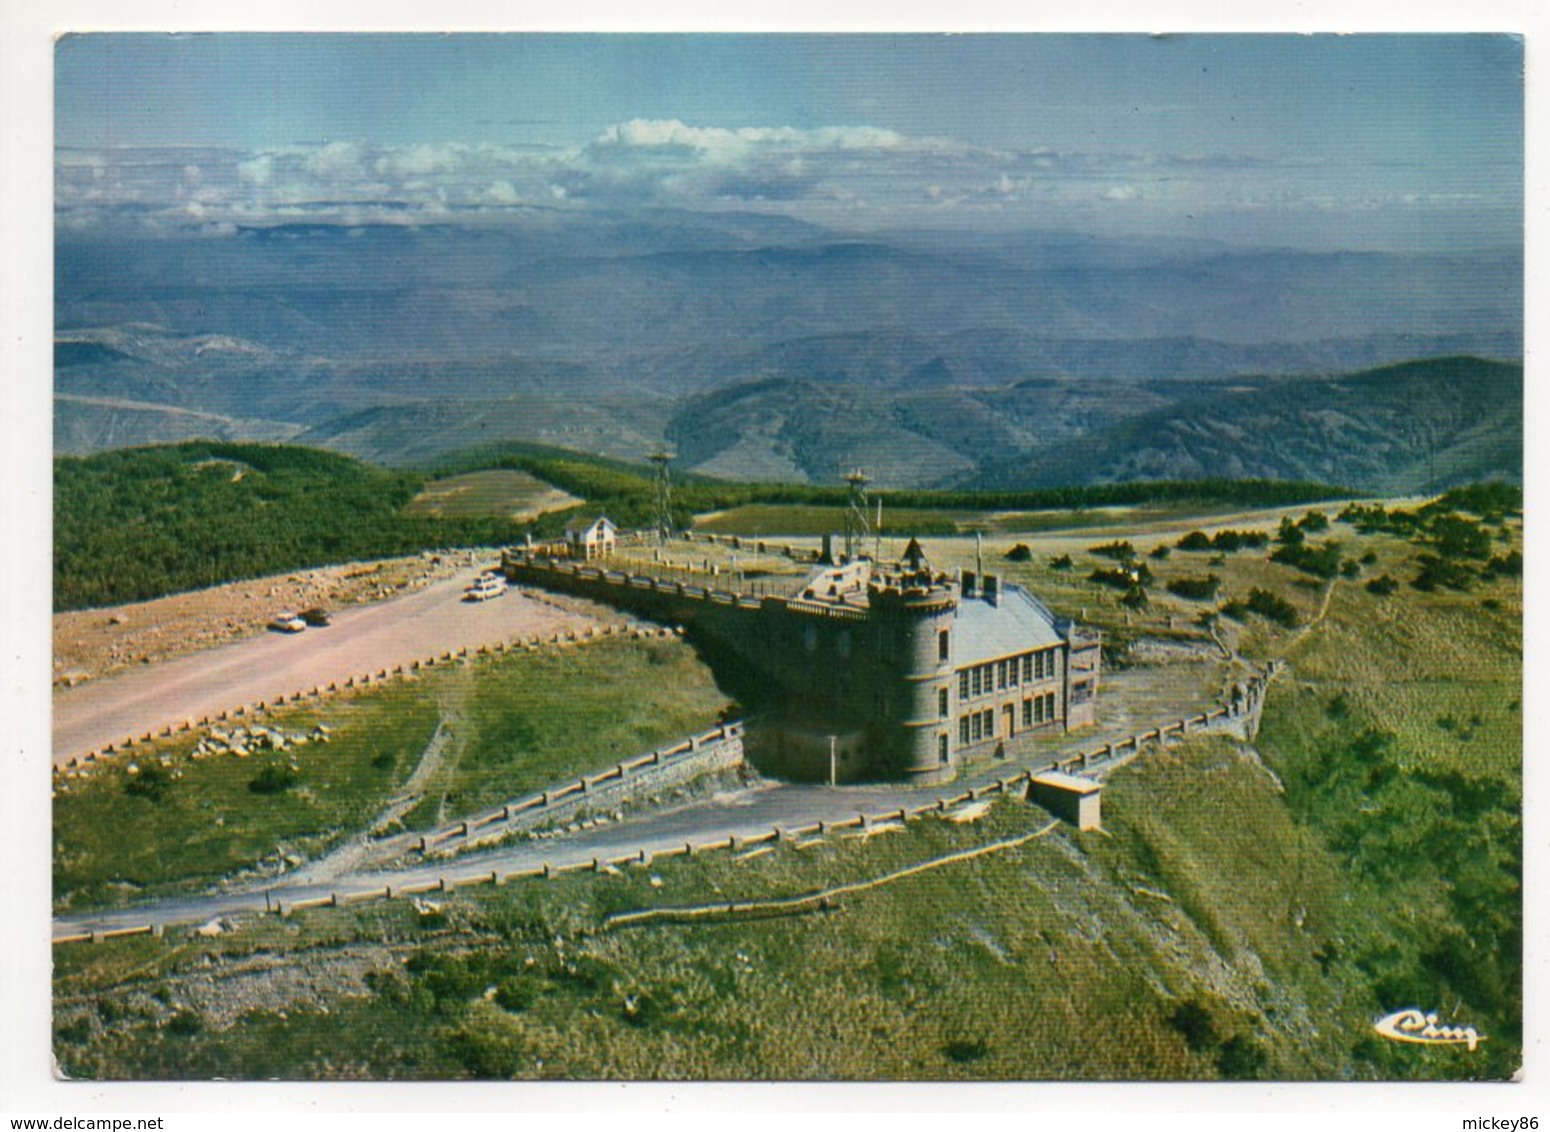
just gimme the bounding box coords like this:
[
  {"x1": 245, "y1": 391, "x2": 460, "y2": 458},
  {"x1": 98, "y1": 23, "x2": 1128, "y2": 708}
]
[{"x1": 503, "y1": 535, "x2": 1100, "y2": 785}]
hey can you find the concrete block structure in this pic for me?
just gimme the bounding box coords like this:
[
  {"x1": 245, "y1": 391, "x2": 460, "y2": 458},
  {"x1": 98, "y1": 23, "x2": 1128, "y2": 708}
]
[
  {"x1": 1028, "y1": 771, "x2": 1103, "y2": 830},
  {"x1": 502, "y1": 532, "x2": 1099, "y2": 785}
]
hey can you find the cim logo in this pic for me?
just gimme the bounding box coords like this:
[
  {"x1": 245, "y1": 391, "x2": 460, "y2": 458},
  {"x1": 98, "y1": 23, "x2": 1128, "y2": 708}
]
[{"x1": 1374, "y1": 1008, "x2": 1485, "y2": 1051}]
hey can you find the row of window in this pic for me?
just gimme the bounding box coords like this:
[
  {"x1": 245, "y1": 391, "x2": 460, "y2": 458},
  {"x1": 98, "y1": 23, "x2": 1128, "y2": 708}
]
[
  {"x1": 957, "y1": 692, "x2": 1060, "y2": 745},
  {"x1": 958, "y1": 649, "x2": 1058, "y2": 701}
]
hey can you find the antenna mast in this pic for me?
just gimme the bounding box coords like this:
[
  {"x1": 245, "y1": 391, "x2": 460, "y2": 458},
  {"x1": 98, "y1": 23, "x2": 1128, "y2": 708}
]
[
  {"x1": 843, "y1": 469, "x2": 872, "y2": 561},
  {"x1": 648, "y1": 448, "x2": 675, "y2": 545}
]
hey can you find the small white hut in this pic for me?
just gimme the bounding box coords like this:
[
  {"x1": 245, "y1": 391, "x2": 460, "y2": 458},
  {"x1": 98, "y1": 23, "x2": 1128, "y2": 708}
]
[{"x1": 564, "y1": 515, "x2": 617, "y2": 560}]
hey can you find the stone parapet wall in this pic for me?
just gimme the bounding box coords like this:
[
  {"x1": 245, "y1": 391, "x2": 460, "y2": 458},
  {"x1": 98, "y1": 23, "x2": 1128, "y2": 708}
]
[{"x1": 414, "y1": 723, "x2": 745, "y2": 854}]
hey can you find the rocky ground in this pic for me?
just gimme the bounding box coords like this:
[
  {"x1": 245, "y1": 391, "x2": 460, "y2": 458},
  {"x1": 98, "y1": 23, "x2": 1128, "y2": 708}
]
[{"x1": 52, "y1": 551, "x2": 494, "y2": 686}]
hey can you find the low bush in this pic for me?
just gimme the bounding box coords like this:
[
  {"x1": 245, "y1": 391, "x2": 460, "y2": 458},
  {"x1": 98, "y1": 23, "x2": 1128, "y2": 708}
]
[
  {"x1": 1166, "y1": 574, "x2": 1221, "y2": 601},
  {"x1": 248, "y1": 764, "x2": 301, "y2": 795},
  {"x1": 1088, "y1": 540, "x2": 1137, "y2": 562}
]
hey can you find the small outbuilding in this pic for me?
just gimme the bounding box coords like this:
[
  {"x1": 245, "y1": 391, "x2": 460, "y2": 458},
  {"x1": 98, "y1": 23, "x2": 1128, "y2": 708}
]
[
  {"x1": 1027, "y1": 770, "x2": 1102, "y2": 831},
  {"x1": 564, "y1": 515, "x2": 617, "y2": 560}
]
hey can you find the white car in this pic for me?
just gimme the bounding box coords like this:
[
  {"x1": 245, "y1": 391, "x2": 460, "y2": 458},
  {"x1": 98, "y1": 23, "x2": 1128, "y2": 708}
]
[
  {"x1": 268, "y1": 611, "x2": 307, "y2": 633},
  {"x1": 463, "y1": 573, "x2": 509, "y2": 602}
]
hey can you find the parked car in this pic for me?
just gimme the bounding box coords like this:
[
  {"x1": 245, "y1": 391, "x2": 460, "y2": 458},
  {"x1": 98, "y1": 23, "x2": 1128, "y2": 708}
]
[
  {"x1": 268, "y1": 612, "x2": 306, "y2": 633},
  {"x1": 463, "y1": 573, "x2": 509, "y2": 602}
]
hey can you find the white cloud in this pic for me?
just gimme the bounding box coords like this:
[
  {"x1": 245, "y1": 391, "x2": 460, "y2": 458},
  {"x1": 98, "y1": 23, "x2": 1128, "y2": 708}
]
[{"x1": 55, "y1": 122, "x2": 1430, "y2": 236}]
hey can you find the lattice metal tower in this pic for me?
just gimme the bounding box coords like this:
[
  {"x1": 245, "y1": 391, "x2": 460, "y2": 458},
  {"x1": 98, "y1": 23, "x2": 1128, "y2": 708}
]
[
  {"x1": 648, "y1": 449, "x2": 675, "y2": 544},
  {"x1": 843, "y1": 468, "x2": 872, "y2": 560}
]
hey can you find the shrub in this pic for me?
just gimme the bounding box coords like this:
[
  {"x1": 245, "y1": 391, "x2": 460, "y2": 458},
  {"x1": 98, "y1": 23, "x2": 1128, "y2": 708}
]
[
  {"x1": 1176, "y1": 531, "x2": 1212, "y2": 552},
  {"x1": 166, "y1": 1011, "x2": 204, "y2": 1037},
  {"x1": 1246, "y1": 588, "x2": 1299, "y2": 628},
  {"x1": 1482, "y1": 550, "x2": 1522, "y2": 579},
  {"x1": 248, "y1": 763, "x2": 302, "y2": 795},
  {"x1": 1276, "y1": 517, "x2": 1305, "y2": 547},
  {"x1": 1437, "y1": 482, "x2": 1521, "y2": 516},
  {"x1": 123, "y1": 763, "x2": 172, "y2": 802},
  {"x1": 1004, "y1": 543, "x2": 1033, "y2": 562},
  {"x1": 1119, "y1": 585, "x2": 1149, "y2": 610},
  {"x1": 1428, "y1": 516, "x2": 1493, "y2": 560},
  {"x1": 1048, "y1": 554, "x2": 1074, "y2": 571},
  {"x1": 1271, "y1": 540, "x2": 1343, "y2": 579},
  {"x1": 1149, "y1": 545, "x2": 1171, "y2": 560},
  {"x1": 1412, "y1": 554, "x2": 1475, "y2": 593},
  {"x1": 1217, "y1": 1035, "x2": 1268, "y2": 1080},
  {"x1": 494, "y1": 976, "x2": 541, "y2": 1013},
  {"x1": 1088, "y1": 540, "x2": 1137, "y2": 562},
  {"x1": 1168, "y1": 999, "x2": 1222, "y2": 1053},
  {"x1": 943, "y1": 1039, "x2": 989, "y2": 1064},
  {"x1": 1211, "y1": 529, "x2": 1270, "y2": 552},
  {"x1": 1089, "y1": 564, "x2": 1151, "y2": 590},
  {"x1": 1298, "y1": 510, "x2": 1330, "y2": 533},
  {"x1": 1366, "y1": 575, "x2": 1399, "y2": 596},
  {"x1": 1166, "y1": 574, "x2": 1221, "y2": 601}
]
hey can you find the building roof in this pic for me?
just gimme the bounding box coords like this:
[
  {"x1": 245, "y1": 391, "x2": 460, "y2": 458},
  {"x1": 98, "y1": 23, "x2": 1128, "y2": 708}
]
[
  {"x1": 564, "y1": 515, "x2": 616, "y2": 536},
  {"x1": 952, "y1": 583, "x2": 1064, "y2": 665},
  {"x1": 1030, "y1": 770, "x2": 1101, "y2": 795}
]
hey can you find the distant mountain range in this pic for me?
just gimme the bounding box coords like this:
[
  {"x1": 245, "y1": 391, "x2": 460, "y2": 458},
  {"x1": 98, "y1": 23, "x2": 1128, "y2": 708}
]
[{"x1": 54, "y1": 213, "x2": 1521, "y2": 492}]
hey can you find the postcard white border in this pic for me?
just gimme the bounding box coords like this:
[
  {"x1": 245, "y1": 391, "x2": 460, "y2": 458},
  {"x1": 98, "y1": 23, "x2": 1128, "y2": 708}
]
[{"x1": 3, "y1": 1, "x2": 1544, "y2": 1124}]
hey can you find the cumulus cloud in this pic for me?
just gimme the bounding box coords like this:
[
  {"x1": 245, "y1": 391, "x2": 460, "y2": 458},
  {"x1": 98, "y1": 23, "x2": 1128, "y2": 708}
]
[{"x1": 54, "y1": 122, "x2": 1387, "y2": 236}]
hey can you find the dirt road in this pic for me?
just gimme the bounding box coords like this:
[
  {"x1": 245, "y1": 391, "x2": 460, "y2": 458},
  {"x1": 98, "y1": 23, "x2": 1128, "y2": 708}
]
[{"x1": 52, "y1": 570, "x2": 605, "y2": 766}]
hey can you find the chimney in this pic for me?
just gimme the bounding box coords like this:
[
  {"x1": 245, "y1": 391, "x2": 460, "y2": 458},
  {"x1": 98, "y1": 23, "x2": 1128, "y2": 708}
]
[
  {"x1": 983, "y1": 574, "x2": 999, "y2": 606},
  {"x1": 960, "y1": 570, "x2": 977, "y2": 598}
]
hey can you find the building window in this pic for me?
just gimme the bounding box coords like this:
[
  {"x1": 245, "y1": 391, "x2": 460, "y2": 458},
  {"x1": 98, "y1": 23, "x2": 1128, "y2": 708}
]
[
  {"x1": 960, "y1": 717, "x2": 970, "y2": 745},
  {"x1": 1046, "y1": 691, "x2": 1057, "y2": 719},
  {"x1": 1022, "y1": 654, "x2": 1033, "y2": 682},
  {"x1": 971, "y1": 713, "x2": 982, "y2": 742},
  {"x1": 982, "y1": 709, "x2": 994, "y2": 737},
  {"x1": 1034, "y1": 695, "x2": 1044, "y2": 724},
  {"x1": 939, "y1": 629, "x2": 950, "y2": 663},
  {"x1": 971, "y1": 667, "x2": 982, "y2": 697},
  {"x1": 938, "y1": 687, "x2": 949, "y2": 718},
  {"x1": 1010, "y1": 658, "x2": 1019, "y2": 687},
  {"x1": 939, "y1": 734, "x2": 949, "y2": 764},
  {"x1": 997, "y1": 660, "x2": 1008, "y2": 690},
  {"x1": 1023, "y1": 698, "x2": 1033, "y2": 727},
  {"x1": 959, "y1": 670, "x2": 970, "y2": 699}
]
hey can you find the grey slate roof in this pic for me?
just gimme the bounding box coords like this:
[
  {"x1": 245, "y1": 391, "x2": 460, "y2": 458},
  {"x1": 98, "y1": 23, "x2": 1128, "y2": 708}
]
[{"x1": 952, "y1": 583, "x2": 1064, "y2": 665}]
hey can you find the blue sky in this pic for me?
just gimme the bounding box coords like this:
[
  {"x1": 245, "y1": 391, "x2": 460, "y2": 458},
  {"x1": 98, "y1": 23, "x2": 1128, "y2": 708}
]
[{"x1": 55, "y1": 33, "x2": 1523, "y2": 250}]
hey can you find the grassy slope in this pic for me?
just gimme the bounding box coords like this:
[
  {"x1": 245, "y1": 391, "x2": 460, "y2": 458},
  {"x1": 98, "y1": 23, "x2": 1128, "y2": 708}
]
[
  {"x1": 54, "y1": 636, "x2": 729, "y2": 913},
  {"x1": 55, "y1": 739, "x2": 1451, "y2": 1082}
]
